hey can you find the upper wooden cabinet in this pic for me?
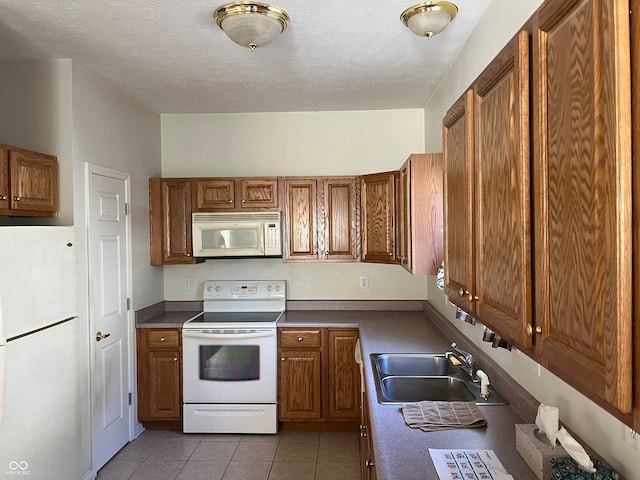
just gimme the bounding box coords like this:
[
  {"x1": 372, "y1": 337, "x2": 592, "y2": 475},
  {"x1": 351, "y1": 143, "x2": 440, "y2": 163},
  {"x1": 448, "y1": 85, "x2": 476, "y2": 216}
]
[
  {"x1": 444, "y1": 30, "x2": 532, "y2": 348},
  {"x1": 149, "y1": 178, "x2": 201, "y2": 265},
  {"x1": 193, "y1": 177, "x2": 278, "y2": 211},
  {"x1": 360, "y1": 171, "x2": 397, "y2": 264},
  {"x1": 0, "y1": 144, "x2": 58, "y2": 217},
  {"x1": 282, "y1": 177, "x2": 359, "y2": 262},
  {"x1": 396, "y1": 153, "x2": 443, "y2": 276},
  {"x1": 532, "y1": 0, "x2": 632, "y2": 414},
  {"x1": 632, "y1": 0, "x2": 640, "y2": 432}
]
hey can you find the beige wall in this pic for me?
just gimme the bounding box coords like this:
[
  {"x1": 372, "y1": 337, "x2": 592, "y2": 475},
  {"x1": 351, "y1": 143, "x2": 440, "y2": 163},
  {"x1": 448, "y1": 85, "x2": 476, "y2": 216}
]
[
  {"x1": 424, "y1": 0, "x2": 639, "y2": 477},
  {"x1": 0, "y1": 59, "x2": 74, "y2": 225},
  {"x1": 161, "y1": 109, "x2": 430, "y2": 301}
]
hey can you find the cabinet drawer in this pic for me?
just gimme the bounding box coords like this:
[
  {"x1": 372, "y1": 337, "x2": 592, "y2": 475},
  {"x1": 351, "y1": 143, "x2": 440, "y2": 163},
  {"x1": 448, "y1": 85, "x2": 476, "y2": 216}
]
[
  {"x1": 147, "y1": 329, "x2": 180, "y2": 348},
  {"x1": 280, "y1": 329, "x2": 322, "y2": 348}
]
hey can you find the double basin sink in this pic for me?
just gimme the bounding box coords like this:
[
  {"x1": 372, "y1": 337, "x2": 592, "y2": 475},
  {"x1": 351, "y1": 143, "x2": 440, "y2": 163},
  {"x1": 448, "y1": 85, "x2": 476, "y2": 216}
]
[{"x1": 371, "y1": 353, "x2": 508, "y2": 406}]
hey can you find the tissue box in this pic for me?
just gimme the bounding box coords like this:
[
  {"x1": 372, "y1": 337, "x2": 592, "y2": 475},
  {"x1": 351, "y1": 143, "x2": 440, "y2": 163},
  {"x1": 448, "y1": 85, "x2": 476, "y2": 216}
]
[{"x1": 515, "y1": 424, "x2": 567, "y2": 480}]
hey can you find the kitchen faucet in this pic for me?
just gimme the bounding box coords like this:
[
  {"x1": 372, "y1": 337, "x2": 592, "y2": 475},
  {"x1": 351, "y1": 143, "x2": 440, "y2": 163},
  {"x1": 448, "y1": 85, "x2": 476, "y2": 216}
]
[{"x1": 447, "y1": 343, "x2": 477, "y2": 381}]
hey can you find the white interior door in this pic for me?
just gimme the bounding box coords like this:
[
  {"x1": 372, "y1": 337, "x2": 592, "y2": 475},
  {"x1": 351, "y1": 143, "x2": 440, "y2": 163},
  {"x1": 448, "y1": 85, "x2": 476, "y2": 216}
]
[{"x1": 88, "y1": 166, "x2": 132, "y2": 471}]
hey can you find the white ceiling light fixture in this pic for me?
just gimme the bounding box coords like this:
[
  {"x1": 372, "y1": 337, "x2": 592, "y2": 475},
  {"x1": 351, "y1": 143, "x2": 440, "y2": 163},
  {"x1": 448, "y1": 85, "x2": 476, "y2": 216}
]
[
  {"x1": 400, "y1": 1, "x2": 458, "y2": 39},
  {"x1": 213, "y1": 1, "x2": 290, "y2": 51}
]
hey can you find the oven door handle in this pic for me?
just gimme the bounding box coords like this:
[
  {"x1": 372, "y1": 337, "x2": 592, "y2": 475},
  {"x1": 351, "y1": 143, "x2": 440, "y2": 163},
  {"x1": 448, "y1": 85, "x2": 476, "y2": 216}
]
[{"x1": 182, "y1": 330, "x2": 275, "y2": 340}]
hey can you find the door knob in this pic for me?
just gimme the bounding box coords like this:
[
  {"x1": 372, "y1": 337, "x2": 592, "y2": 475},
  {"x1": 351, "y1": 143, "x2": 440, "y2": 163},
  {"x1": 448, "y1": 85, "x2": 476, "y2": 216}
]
[{"x1": 96, "y1": 331, "x2": 111, "y2": 342}]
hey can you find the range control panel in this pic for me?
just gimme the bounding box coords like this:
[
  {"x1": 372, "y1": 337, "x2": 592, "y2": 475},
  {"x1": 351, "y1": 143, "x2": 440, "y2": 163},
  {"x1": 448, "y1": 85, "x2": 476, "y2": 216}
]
[{"x1": 203, "y1": 280, "x2": 286, "y2": 300}]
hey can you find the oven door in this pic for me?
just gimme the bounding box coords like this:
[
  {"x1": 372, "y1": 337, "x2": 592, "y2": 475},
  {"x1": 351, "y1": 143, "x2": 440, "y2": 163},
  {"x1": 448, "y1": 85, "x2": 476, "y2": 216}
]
[{"x1": 182, "y1": 327, "x2": 277, "y2": 404}]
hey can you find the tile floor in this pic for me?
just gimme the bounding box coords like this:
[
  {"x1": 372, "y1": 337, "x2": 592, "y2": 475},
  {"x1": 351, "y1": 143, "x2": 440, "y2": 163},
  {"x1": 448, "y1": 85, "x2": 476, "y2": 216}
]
[{"x1": 96, "y1": 429, "x2": 361, "y2": 480}]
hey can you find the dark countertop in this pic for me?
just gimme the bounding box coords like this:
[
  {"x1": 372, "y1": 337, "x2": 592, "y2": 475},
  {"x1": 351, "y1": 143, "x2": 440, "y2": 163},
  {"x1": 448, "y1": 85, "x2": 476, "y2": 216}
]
[{"x1": 137, "y1": 306, "x2": 537, "y2": 480}]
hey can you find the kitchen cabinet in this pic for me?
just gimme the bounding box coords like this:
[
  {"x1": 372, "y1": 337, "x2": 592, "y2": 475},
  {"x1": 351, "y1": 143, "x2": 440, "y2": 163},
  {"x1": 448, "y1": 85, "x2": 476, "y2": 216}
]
[
  {"x1": 360, "y1": 171, "x2": 397, "y2": 264},
  {"x1": 444, "y1": 29, "x2": 532, "y2": 348},
  {"x1": 278, "y1": 328, "x2": 323, "y2": 421},
  {"x1": 193, "y1": 177, "x2": 278, "y2": 211},
  {"x1": 531, "y1": 0, "x2": 632, "y2": 414},
  {"x1": 136, "y1": 328, "x2": 182, "y2": 429},
  {"x1": 360, "y1": 389, "x2": 376, "y2": 480},
  {"x1": 0, "y1": 143, "x2": 58, "y2": 217},
  {"x1": 149, "y1": 178, "x2": 202, "y2": 265},
  {"x1": 632, "y1": 0, "x2": 640, "y2": 432},
  {"x1": 278, "y1": 327, "x2": 360, "y2": 426},
  {"x1": 396, "y1": 153, "x2": 443, "y2": 275},
  {"x1": 282, "y1": 177, "x2": 359, "y2": 262}
]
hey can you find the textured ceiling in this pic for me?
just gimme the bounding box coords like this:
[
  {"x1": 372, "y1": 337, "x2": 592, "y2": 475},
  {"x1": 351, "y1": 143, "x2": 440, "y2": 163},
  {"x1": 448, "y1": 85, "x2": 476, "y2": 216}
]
[{"x1": 0, "y1": 0, "x2": 491, "y2": 114}]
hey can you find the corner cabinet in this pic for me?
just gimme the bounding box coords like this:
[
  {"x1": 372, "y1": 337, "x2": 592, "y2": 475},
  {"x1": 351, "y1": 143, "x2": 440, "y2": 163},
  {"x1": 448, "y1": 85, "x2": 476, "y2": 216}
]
[
  {"x1": 136, "y1": 328, "x2": 182, "y2": 429},
  {"x1": 149, "y1": 178, "x2": 202, "y2": 265},
  {"x1": 360, "y1": 171, "x2": 397, "y2": 264},
  {"x1": 278, "y1": 327, "x2": 360, "y2": 427},
  {"x1": 0, "y1": 144, "x2": 58, "y2": 217},
  {"x1": 397, "y1": 153, "x2": 443, "y2": 275},
  {"x1": 532, "y1": 0, "x2": 633, "y2": 414}
]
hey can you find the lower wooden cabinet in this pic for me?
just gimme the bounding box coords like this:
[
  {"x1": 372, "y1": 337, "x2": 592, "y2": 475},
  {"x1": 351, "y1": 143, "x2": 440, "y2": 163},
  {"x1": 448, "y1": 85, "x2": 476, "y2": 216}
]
[
  {"x1": 137, "y1": 328, "x2": 182, "y2": 429},
  {"x1": 278, "y1": 327, "x2": 360, "y2": 427},
  {"x1": 360, "y1": 390, "x2": 376, "y2": 480}
]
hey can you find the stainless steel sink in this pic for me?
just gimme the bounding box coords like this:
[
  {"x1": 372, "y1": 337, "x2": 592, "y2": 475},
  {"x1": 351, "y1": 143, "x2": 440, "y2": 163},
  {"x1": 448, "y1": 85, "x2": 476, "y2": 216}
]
[
  {"x1": 374, "y1": 353, "x2": 456, "y2": 376},
  {"x1": 380, "y1": 376, "x2": 476, "y2": 402},
  {"x1": 370, "y1": 353, "x2": 509, "y2": 406}
]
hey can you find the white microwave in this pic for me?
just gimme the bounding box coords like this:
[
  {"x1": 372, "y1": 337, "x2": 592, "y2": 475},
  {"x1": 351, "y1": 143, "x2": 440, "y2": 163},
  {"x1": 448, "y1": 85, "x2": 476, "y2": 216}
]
[{"x1": 192, "y1": 212, "x2": 282, "y2": 258}]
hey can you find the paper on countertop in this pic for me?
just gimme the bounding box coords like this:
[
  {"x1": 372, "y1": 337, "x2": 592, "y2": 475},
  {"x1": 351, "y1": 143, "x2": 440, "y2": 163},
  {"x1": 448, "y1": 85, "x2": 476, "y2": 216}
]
[{"x1": 429, "y1": 449, "x2": 514, "y2": 480}]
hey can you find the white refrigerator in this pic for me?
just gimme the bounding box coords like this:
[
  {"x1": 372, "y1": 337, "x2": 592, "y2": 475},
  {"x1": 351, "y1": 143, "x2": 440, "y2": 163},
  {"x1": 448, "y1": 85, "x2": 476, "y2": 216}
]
[{"x1": 0, "y1": 227, "x2": 82, "y2": 479}]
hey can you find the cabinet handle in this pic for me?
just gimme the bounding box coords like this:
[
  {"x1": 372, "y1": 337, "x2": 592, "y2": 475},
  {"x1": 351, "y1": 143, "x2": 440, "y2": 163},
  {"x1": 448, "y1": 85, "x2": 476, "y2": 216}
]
[
  {"x1": 0, "y1": 195, "x2": 6, "y2": 200},
  {"x1": 229, "y1": 200, "x2": 234, "y2": 204},
  {"x1": 459, "y1": 288, "x2": 464, "y2": 296},
  {"x1": 281, "y1": 357, "x2": 286, "y2": 361},
  {"x1": 13, "y1": 196, "x2": 20, "y2": 202},
  {"x1": 173, "y1": 357, "x2": 178, "y2": 362},
  {"x1": 526, "y1": 324, "x2": 543, "y2": 337},
  {"x1": 186, "y1": 253, "x2": 191, "y2": 256},
  {"x1": 366, "y1": 460, "x2": 375, "y2": 468},
  {"x1": 298, "y1": 337, "x2": 303, "y2": 342},
  {"x1": 160, "y1": 337, "x2": 166, "y2": 342},
  {"x1": 242, "y1": 199, "x2": 246, "y2": 203}
]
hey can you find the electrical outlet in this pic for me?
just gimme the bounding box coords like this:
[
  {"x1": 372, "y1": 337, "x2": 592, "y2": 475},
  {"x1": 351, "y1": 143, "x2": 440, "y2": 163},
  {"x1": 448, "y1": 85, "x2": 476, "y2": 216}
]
[
  {"x1": 624, "y1": 427, "x2": 640, "y2": 451},
  {"x1": 359, "y1": 275, "x2": 369, "y2": 289},
  {"x1": 187, "y1": 277, "x2": 197, "y2": 291}
]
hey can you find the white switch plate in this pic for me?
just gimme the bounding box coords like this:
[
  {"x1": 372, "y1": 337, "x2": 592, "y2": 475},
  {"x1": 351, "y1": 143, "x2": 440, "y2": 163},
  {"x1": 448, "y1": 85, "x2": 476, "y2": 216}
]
[
  {"x1": 359, "y1": 275, "x2": 369, "y2": 289},
  {"x1": 187, "y1": 277, "x2": 197, "y2": 291}
]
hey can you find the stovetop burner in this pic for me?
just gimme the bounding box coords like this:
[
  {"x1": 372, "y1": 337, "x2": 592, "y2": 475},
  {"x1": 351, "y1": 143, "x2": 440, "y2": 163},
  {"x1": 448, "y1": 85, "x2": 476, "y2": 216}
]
[{"x1": 187, "y1": 311, "x2": 284, "y2": 324}]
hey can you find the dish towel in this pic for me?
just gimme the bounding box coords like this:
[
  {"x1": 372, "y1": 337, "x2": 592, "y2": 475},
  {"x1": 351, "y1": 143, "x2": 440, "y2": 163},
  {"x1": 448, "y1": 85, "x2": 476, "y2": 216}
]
[{"x1": 401, "y1": 401, "x2": 487, "y2": 432}]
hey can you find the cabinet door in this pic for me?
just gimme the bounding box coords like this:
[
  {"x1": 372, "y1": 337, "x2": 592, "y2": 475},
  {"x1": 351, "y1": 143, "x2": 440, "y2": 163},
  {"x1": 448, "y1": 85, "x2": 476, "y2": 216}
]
[
  {"x1": 9, "y1": 149, "x2": 58, "y2": 214},
  {"x1": 360, "y1": 172, "x2": 397, "y2": 264},
  {"x1": 632, "y1": 0, "x2": 640, "y2": 433},
  {"x1": 327, "y1": 329, "x2": 360, "y2": 420},
  {"x1": 147, "y1": 350, "x2": 182, "y2": 419},
  {"x1": 473, "y1": 30, "x2": 532, "y2": 347},
  {"x1": 283, "y1": 178, "x2": 318, "y2": 260},
  {"x1": 533, "y1": 0, "x2": 632, "y2": 413},
  {"x1": 443, "y1": 91, "x2": 475, "y2": 311},
  {"x1": 319, "y1": 178, "x2": 359, "y2": 261},
  {"x1": 0, "y1": 147, "x2": 8, "y2": 210},
  {"x1": 162, "y1": 179, "x2": 196, "y2": 264},
  {"x1": 194, "y1": 179, "x2": 236, "y2": 210},
  {"x1": 399, "y1": 154, "x2": 444, "y2": 276},
  {"x1": 239, "y1": 178, "x2": 278, "y2": 209},
  {"x1": 278, "y1": 350, "x2": 322, "y2": 421}
]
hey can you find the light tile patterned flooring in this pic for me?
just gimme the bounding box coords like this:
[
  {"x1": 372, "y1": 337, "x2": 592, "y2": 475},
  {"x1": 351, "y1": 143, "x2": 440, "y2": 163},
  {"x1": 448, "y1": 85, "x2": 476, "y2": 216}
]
[{"x1": 96, "y1": 430, "x2": 361, "y2": 480}]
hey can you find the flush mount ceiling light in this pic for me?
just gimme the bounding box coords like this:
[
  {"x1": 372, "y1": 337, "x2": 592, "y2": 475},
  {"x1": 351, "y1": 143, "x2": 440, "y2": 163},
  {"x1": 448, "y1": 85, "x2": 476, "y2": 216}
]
[
  {"x1": 213, "y1": 1, "x2": 290, "y2": 51},
  {"x1": 401, "y1": 1, "x2": 458, "y2": 39}
]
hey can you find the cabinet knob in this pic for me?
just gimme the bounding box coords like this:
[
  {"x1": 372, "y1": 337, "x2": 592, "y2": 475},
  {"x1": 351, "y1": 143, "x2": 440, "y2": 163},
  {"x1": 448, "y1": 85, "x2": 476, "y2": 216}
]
[
  {"x1": 229, "y1": 200, "x2": 234, "y2": 204},
  {"x1": 186, "y1": 253, "x2": 191, "y2": 257},
  {"x1": 242, "y1": 199, "x2": 246, "y2": 203},
  {"x1": 526, "y1": 324, "x2": 543, "y2": 336},
  {"x1": 0, "y1": 195, "x2": 6, "y2": 200},
  {"x1": 160, "y1": 337, "x2": 166, "y2": 342},
  {"x1": 173, "y1": 357, "x2": 178, "y2": 362},
  {"x1": 459, "y1": 288, "x2": 464, "y2": 296},
  {"x1": 281, "y1": 357, "x2": 286, "y2": 362},
  {"x1": 13, "y1": 196, "x2": 20, "y2": 202},
  {"x1": 298, "y1": 337, "x2": 303, "y2": 342}
]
